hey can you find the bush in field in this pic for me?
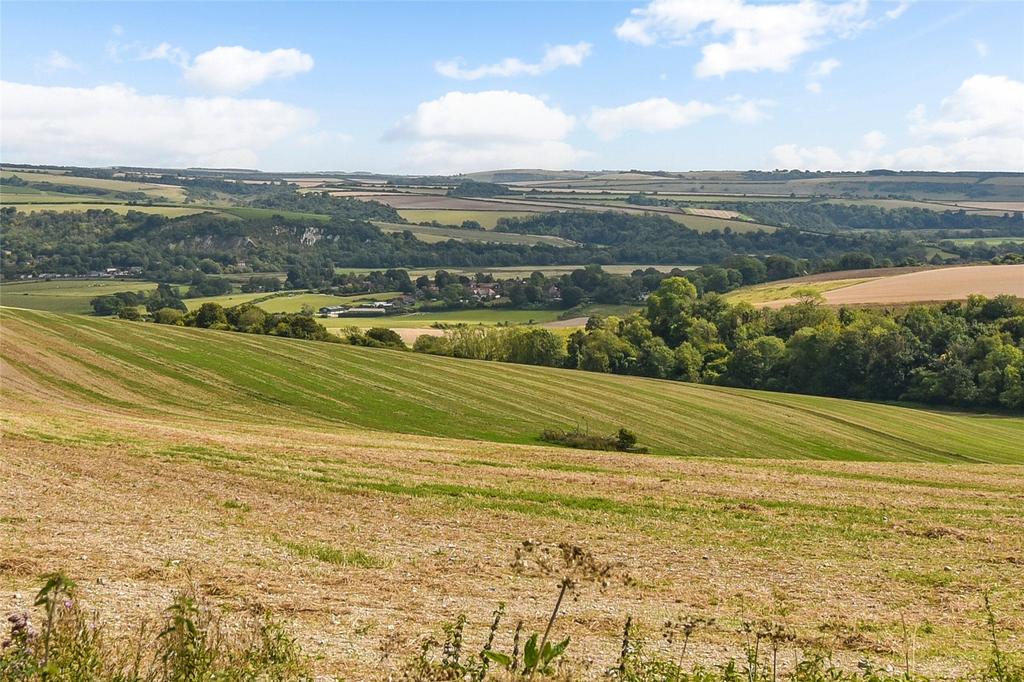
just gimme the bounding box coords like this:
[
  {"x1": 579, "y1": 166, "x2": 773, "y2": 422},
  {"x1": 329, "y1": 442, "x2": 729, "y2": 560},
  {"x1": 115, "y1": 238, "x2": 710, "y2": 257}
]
[
  {"x1": 153, "y1": 307, "x2": 185, "y2": 325},
  {"x1": 346, "y1": 327, "x2": 407, "y2": 349},
  {"x1": 540, "y1": 425, "x2": 648, "y2": 453}
]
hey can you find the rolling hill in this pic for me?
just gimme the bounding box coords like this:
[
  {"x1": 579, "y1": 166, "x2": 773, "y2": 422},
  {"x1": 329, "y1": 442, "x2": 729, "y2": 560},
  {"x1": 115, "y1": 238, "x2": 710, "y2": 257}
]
[
  {"x1": 3, "y1": 308, "x2": 1021, "y2": 463},
  {"x1": 4, "y1": 307, "x2": 1024, "y2": 676}
]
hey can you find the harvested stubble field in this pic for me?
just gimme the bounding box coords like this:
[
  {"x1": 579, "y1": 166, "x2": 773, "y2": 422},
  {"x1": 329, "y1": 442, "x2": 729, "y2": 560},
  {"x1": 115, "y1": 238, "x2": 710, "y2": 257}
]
[
  {"x1": 766, "y1": 264, "x2": 1024, "y2": 307},
  {"x1": 1, "y1": 309, "x2": 1022, "y2": 678}
]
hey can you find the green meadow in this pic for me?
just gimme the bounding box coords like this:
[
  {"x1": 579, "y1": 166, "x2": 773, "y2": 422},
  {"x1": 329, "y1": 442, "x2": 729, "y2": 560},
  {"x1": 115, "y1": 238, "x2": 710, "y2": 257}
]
[{"x1": 0, "y1": 279, "x2": 157, "y2": 314}]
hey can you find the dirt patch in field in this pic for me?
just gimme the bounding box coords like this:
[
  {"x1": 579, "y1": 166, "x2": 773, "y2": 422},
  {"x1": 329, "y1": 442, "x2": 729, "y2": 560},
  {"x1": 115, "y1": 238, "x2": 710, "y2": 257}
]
[{"x1": 684, "y1": 207, "x2": 743, "y2": 219}]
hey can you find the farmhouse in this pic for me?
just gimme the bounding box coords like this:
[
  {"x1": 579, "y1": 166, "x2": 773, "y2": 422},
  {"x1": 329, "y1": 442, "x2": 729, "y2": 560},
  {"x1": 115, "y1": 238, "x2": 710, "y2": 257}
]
[{"x1": 470, "y1": 283, "x2": 500, "y2": 299}]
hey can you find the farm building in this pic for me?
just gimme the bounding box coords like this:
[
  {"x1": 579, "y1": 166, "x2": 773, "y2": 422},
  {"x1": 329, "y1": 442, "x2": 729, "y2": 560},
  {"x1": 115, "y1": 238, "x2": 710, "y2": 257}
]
[{"x1": 319, "y1": 305, "x2": 349, "y2": 318}]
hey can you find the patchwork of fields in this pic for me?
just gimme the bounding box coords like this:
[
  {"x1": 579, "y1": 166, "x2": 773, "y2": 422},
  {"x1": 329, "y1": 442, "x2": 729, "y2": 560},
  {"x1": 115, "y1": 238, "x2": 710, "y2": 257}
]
[{"x1": 2, "y1": 308, "x2": 1022, "y2": 676}]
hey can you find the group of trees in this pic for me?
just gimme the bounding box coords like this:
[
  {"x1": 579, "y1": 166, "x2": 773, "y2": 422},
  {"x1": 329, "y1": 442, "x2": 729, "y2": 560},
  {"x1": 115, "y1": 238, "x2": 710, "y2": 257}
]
[
  {"x1": 413, "y1": 278, "x2": 1024, "y2": 411},
  {"x1": 152, "y1": 301, "x2": 338, "y2": 342},
  {"x1": 722, "y1": 201, "x2": 1022, "y2": 233},
  {"x1": 445, "y1": 180, "x2": 514, "y2": 198},
  {"x1": 90, "y1": 283, "x2": 186, "y2": 318}
]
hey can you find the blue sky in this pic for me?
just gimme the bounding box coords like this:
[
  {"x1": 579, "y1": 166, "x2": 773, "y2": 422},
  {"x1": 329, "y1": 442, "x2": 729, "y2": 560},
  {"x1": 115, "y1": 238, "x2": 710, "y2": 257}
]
[{"x1": 2, "y1": 1, "x2": 1022, "y2": 173}]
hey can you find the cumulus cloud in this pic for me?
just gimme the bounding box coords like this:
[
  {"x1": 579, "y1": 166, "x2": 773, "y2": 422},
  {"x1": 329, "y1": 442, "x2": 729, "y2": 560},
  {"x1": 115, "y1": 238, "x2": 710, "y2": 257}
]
[
  {"x1": 106, "y1": 37, "x2": 313, "y2": 93},
  {"x1": 587, "y1": 95, "x2": 772, "y2": 139},
  {"x1": 436, "y1": 42, "x2": 592, "y2": 80},
  {"x1": 0, "y1": 81, "x2": 318, "y2": 168},
  {"x1": 183, "y1": 46, "x2": 314, "y2": 93},
  {"x1": 389, "y1": 90, "x2": 582, "y2": 172},
  {"x1": 973, "y1": 40, "x2": 989, "y2": 58},
  {"x1": 771, "y1": 74, "x2": 1024, "y2": 171},
  {"x1": 615, "y1": 0, "x2": 869, "y2": 78}
]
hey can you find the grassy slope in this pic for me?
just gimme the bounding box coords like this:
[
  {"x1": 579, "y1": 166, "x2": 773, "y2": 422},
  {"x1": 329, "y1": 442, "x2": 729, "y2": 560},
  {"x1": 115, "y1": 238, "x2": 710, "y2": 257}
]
[{"x1": 3, "y1": 308, "x2": 1021, "y2": 463}]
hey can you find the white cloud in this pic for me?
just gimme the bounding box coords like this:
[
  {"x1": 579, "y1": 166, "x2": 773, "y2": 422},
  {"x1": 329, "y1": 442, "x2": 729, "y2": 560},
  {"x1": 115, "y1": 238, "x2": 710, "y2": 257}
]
[
  {"x1": 973, "y1": 40, "x2": 989, "y2": 58},
  {"x1": 389, "y1": 90, "x2": 582, "y2": 172},
  {"x1": 184, "y1": 46, "x2": 314, "y2": 93},
  {"x1": 104, "y1": 37, "x2": 313, "y2": 93},
  {"x1": 587, "y1": 95, "x2": 772, "y2": 139},
  {"x1": 807, "y1": 57, "x2": 840, "y2": 93},
  {"x1": 0, "y1": 81, "x2": 318, "y2": 168},
  {"x1": 886, "y1": 1, "x2": 912, "y2": 20},
  {"x1": 436, "y1": 42, "x2": 592, "y2": 80},
  {"x1": 39, "y1": 50, "x2": 80, "y2": 73},
  {"x1": 809, "y1": 58, "x2": 841, "y2": 78},
  {"x1": 771, "y1": 74, "x2": 1024, "y2": 171},
  {"x1": 615, "y1": 0, "x2": 869, "y2": 78},
  {"x1": 137, "y1": 42, "x2": 189, "y2": 67}
]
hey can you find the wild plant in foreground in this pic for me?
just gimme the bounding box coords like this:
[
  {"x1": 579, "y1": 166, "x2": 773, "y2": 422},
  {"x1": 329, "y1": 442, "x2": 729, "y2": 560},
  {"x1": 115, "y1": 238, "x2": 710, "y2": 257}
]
[{"x1": 0, "y1": 573, "x2": 309, "y2": 681}]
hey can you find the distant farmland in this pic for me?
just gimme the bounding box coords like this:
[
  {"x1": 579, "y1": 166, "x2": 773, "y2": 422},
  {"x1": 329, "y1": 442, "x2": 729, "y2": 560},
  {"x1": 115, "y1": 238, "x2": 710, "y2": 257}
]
[{"x1": 1, "y1": 170, "x2": 188, "y2": 201}]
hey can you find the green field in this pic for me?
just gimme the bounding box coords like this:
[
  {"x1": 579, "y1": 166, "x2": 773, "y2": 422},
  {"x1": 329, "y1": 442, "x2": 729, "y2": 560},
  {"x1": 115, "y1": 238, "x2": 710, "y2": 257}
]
[
  {"x1": 0, "y1": 279, "x2": 157, "y2": 314},
  {"x1": 183, "y1": 290, "x2": 402, "y2": 313},
  {"x1": 373, "y1": 221, "x2": 575, "y2": 246},
  {"x1": 4, "y1": 308, "x2": 1021, "y2": 462},
  {"x1": 397, "y1": 209, "x2": 538, "y2": 228}
]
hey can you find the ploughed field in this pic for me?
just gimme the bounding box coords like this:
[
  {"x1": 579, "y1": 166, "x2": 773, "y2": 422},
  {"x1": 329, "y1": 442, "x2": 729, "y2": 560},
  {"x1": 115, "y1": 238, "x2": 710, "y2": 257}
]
[{"x1": 1, "y1": 308, "x2": 1022, "y2": 677}]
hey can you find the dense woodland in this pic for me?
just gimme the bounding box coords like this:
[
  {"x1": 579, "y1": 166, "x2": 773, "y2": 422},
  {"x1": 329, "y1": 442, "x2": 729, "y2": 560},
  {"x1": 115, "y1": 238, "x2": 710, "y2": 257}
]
[{"x1": 414, "y1": 279, "x2": 1024, "y2": 411}]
